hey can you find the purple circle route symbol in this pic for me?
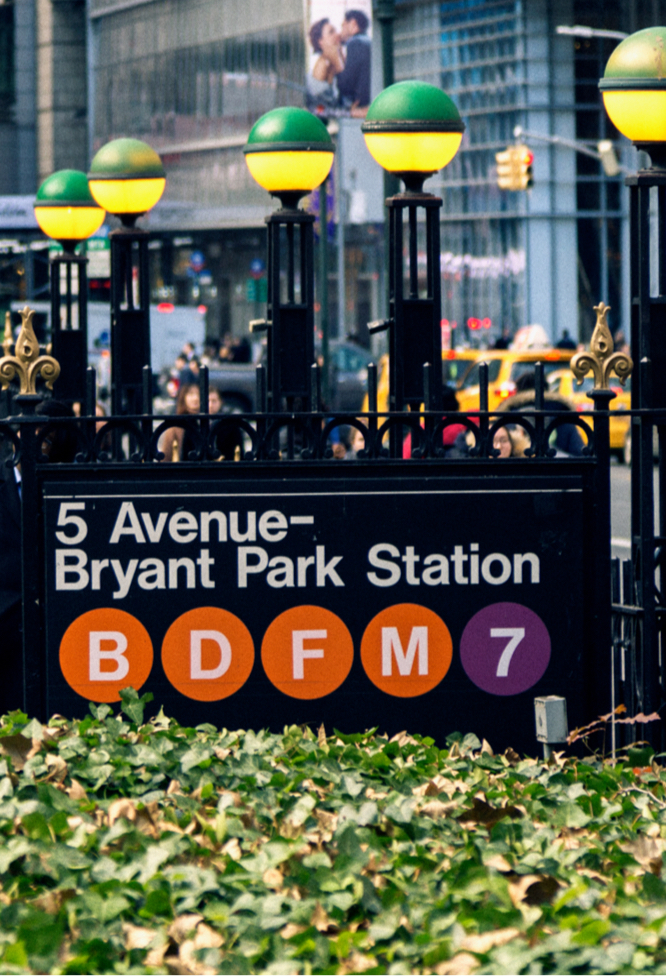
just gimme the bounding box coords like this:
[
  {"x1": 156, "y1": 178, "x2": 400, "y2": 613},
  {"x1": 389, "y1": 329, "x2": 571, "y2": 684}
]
[{"x1": 460, "y1": 602, "x2": 551, "y2": 696}]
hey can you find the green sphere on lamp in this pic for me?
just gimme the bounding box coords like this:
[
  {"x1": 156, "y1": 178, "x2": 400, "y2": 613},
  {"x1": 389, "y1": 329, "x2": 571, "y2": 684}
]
[
  {"x1": 34, "y1": 170, "x2": 105, "y2": 253},
  {"x1": 88, "y1": 138, "x2": 166, "y2": 226},
  {"x1": 243, "y1": 107, "x2": 335, "y2": 210},
  {"x1": 599, "y1": 27, "x2": 666, "y2": 167},
  {"x1": 361, "y1": 80, "x2": 465, "y2": 193}
]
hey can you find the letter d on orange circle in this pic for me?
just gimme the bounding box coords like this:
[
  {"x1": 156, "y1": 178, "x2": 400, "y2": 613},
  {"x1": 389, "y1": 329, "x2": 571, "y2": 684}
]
[
  {"x1": 161, "y1": 608, "x2": 254, "y2": 701},
  {"x1": 261, "y1": 606, "x2": 353, "y2": 699},
  {"x1": 361, "y1": 604, "x2": 452, "y2": 697},
  {"x1": 59, "y1": 608, "x2": 153, "y2": 702}
]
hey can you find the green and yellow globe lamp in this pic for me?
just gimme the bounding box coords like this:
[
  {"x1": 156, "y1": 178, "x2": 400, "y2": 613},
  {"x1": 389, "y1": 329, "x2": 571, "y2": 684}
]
[
  {"x1": 88, "y1": 138, "x2": 166, "y2": 227},
  {"x1": 361, "y1": 80, "x2": 465, "y2": 193},
  {"x1": 34, "y1": 170, "x2": 105, "y2": 254},
  {"x1": 243, "y1": 107, "x2": 335, "y2": 210},
  {"x1": 599, "y1": 27, "x2": 666, "y2": 169}
]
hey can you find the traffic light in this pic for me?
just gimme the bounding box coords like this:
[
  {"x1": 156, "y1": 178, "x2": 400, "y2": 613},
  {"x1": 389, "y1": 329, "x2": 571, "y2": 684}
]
[
  {"x1": 495, "y1": 144, "x2": 533, "y2": 190},
  {"x1": 516, "y1": 145, "x2": 533, "y2": 189},
  {"x1": 495, "y1": 147, "x2": 519, "y2": 189}
]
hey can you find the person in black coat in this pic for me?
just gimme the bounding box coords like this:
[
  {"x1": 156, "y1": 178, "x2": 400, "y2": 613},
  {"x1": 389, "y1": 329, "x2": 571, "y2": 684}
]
[{"x1": 337, "y1": 10, "x2": 371, "y2": 112}]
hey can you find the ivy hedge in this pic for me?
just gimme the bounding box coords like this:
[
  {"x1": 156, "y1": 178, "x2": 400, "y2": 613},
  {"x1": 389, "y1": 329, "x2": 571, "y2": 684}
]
[{"x1": 0, "y1": 689, "x2": 664, "y2": 974}]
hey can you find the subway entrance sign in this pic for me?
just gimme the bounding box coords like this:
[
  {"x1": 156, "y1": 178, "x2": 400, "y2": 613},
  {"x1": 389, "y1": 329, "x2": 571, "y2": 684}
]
[{"x1": 42, "y1": 463, "x2": 598, "y2": 753}]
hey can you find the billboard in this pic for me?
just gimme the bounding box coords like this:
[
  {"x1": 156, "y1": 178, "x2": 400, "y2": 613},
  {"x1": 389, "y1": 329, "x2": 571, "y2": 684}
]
[{"x1": 305, "y1": 0, "x2": 373, "y2": 118}]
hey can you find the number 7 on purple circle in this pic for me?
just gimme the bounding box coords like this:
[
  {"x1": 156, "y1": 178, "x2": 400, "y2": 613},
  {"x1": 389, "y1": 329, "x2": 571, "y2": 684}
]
[
  {"x1": 491, "y1": 628, "x2": 525, "y2": 677},
  {"x1": 460, "y1": 604, "x2": 551, "y2": 696}
]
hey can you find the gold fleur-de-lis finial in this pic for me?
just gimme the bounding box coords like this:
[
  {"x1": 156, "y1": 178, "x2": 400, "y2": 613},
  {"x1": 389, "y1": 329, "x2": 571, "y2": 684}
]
[
  {"x1": 0, "y1": 306, "x2": 60, "y2": 395},
  {"x1": 571, "y1": 301, "x2": 633, "y2": 391}
]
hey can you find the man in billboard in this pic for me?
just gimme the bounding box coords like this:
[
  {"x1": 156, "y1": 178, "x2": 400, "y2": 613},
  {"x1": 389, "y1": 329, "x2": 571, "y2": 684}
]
[{"x1": 337, "y1": 10, "x2": 371, "y2": 115}]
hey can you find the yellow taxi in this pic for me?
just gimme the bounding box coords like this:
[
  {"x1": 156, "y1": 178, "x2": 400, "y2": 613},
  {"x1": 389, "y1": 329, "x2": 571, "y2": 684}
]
[
  {"x1": 454, "y1": 349, "x2": 575, "y2": 412},
  {"x1": 363, "y1": 349, "x2": 479, "y2": 412},
  {"x1": 546, "y1": 368, "x2": 631, "y2": 462}
]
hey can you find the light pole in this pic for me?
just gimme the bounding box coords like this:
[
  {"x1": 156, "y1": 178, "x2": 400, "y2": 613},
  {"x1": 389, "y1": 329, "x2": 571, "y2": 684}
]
[
  {"x1": 33, "y1": 170, "x2": 105, "y2": 404},
  {"x1": 599, "y1": 26, "x2": 666, "y2": 739},
  {"x1": 88, "y1": 138, "x2": 166, "y2": 414},
  {"x1": 243, "y1": 107, "x2": 334, "y2": 412},
  {"x1": 361, "y1": 81, "x2": 464, "y2": 415}
]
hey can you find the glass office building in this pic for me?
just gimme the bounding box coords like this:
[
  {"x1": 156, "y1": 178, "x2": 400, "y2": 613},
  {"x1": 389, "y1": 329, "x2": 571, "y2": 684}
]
[{"x1": 88, "y1": 0, "x2": 666, "y2": 345}]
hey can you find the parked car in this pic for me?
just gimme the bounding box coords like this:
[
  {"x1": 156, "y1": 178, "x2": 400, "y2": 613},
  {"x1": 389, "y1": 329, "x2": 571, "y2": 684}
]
[
  {"x1": 455, "y1": 349, "x2": 575, "y2": 412},
  {"x1": 163, "y1": 339, "x2": 373, "y2": 415},
  {"x1": 363, "y1": 348, "x2": 480, "y2": 412}
]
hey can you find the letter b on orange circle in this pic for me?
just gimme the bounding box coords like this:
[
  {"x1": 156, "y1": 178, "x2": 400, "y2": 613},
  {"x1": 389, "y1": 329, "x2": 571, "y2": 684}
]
[
  {"x1": 161, "y1": 608, "x2": 254, "y2": 701},
  {"x1": 261, "y1": 606, "x2": 353, "y2": 699},
  {"x1": 361, "y1": 604, "x2": 452, "y2": 697},
  {"x1": 59, "y1": 608, "x2": 153, "y2": 702}
]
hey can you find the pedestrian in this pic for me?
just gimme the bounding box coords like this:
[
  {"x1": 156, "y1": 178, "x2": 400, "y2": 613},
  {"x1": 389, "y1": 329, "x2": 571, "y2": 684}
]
[
  {"x1": 209, "y1": 386, "x2": 243, "y2": 461},
  {"x1": 159, "y1": 383, "x2": 201, "y2": 461}
]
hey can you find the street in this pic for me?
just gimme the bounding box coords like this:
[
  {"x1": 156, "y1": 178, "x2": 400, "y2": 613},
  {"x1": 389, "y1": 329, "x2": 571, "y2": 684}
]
[
  {"x1": 611, "y1": 462, "x2": 631, "y2": 562},
  {"x1": 610, "y1": 462, "x2": 660, "y2": 562}
]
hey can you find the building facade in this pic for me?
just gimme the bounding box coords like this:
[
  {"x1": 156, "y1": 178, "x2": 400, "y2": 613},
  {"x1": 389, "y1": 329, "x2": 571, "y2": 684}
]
[{"x1": 2, "y1": 0, "x2": 666, "y2": 347}]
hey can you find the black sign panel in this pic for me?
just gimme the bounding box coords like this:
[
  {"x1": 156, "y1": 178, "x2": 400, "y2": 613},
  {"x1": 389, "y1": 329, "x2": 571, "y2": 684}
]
[{"x1": 43, "y1": 469, "x2": 589, "y2": 752}]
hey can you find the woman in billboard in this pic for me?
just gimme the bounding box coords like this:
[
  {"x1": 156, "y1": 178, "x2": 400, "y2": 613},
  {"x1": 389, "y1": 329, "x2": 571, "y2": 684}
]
[{"x1": 306, "y1": 18, "x2": 344, "y2": 115}]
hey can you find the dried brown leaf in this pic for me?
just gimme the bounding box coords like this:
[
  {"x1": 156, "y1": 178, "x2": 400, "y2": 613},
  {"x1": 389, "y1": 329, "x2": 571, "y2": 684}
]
[
  {"x1": 45, "y1": 754, "x2": 68, "y2": 783},
  {"x1": 620, "y1": 834, "x2": 664, "y2": 874},
  {"x1": 213, "y1": 747, "x2": 230, "y2": 762},
  {"x1": 509, "y1": 874, "x2": 560, "y2": 907},
  {"x1": 66, "y1": 779, "x2": 88, "y2": 802},
  {"x1": 221, "y1": 837, "x2": 242, "y2": 861},
  {"x1": 263, "y1": 867, "x2": 283, "y2": 889},
  {"x1": 480, "y1": 739, "x2": 494, "y2": 756},
  {"x1": 167, "y1": 779, "x2": 182, "y2": 795},
  {"x1": 314, "y1": 808, "x2": 337, "y2": 832},
  {"x1": 389, "y1": 731, "x2": 419, "y2": 747},
  {"x1": 461, "y1": 927, "x2": 521, "y2": 954},
  {"x1": 365, "y1": 787, "x2": 388, "y2": 801},
  {"x1": 457, "y1": 797, "x2": 522, "y2": 828},
  {"x1": 504, "y1": 747, "x2": 520, "y2": 765},
  {"x1": 0, "y1": 734, "x2": 37, "y2": 771},
  {"x1": 344, "y1": 951, "x2": 377, "y2": 973},
  {"x1": 33, "y1": 888, "x2": 76, "y2": 914},
  {"x1": 311, "y1": 902, "x2": 334, "y2": 932},
  {"x1": 435, "y1": 952, "x2": 479, "y2": 975},
  {"x1": 281, "y1": 923, "x2": 308, "y2": 940},
  {"x1": 168, "y1": 914, "x2": 204, "y2": 945},
  {"x1": 419, "y1": 799, "x2": 457, "y2": 819},
  {"x1": 123, "y1": 924, "x2": 157, "y2": 950},
  {"x1": 484, "y1": 853, "x2": 513, "y2": 873},
  {"x1": 108, "y1": 798, "x2": 137, "y2": 826},
  {"x1": 318, "y1": 724, "x2": 327, "y2": 747}
]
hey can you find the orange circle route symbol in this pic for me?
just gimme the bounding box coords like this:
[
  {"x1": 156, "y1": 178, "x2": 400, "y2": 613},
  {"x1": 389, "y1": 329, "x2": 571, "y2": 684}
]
[
  {"x1": 161, "y1": 607, "x2": 255, "y2": 701},
  {"x1": 261, "y1": 605, "x2": 353, "y2": 699},
  {"x1": 361, "y1": 603, "x2": 452, "y2": 697},
  {"x1": 59, "y1": 608, "x2": 153, "y2": 703}
]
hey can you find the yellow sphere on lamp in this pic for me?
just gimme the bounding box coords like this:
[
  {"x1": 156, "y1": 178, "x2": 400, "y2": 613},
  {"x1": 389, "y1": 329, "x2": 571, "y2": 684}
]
[
  {"x1": 88, "y1": 138, "x2": 166, "y2": 226},
  {"x1": 599, "y1": 27, "x2": 666, "y2": 165},
  {"x1": 244, "y1": 107, "x2": 334, "y2": 209},
  {"x1": 362, "y1": 80, "x2": 465, "y2": 193},
  {"x1": 34, "y1": 170, "x2": 105, "y2": 253}
]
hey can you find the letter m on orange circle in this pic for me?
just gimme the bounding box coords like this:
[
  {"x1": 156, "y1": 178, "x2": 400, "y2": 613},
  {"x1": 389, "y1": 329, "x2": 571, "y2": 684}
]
[{"x1": 361, "y1": 604, "x2": 452, "y2": 697}]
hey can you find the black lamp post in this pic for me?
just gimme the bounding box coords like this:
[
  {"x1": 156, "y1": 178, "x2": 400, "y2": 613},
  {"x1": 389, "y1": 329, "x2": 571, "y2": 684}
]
[
  {"x1": 88, "y1": 138, "x2": 166, "y2": 414},
  {"x1": 243, "y1": 107, "x2": 335, "y2": 412},
  {"x1": 34, "y1": 170, "x2": 105, "y2": 403},
  {"x1": 361, "y1": 81, "x2": 464, "y2": 414},
  {"x1": 599, "y1": 26, "x2": 666, "y2": 737}
]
